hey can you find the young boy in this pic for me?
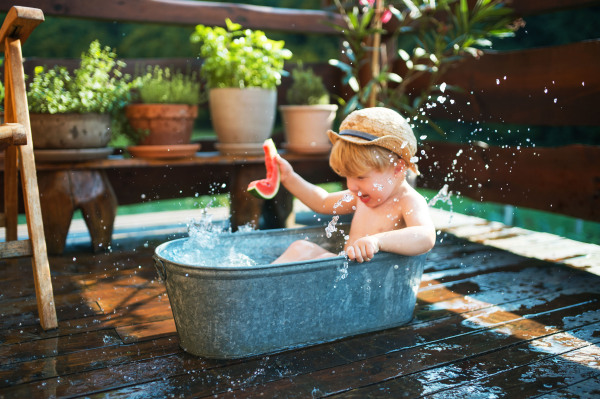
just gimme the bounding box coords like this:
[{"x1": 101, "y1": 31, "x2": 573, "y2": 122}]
[{"x1": 273, "y1": 107, "x2": 436, "y2": 264}]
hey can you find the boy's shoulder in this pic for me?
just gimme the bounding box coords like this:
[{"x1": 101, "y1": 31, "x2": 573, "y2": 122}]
[{"x1": 397, "y1": 182, "x2": 428, "y2": 208}]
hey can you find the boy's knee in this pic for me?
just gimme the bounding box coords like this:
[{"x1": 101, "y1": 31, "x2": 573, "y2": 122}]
[{"x1": 289, "y1": 240, "x2": 314, "y2": 251}]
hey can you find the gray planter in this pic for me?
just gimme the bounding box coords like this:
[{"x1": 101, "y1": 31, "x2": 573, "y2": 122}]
[{"x1": 29, "y1": 112, "x2": 111, "y2": 149}]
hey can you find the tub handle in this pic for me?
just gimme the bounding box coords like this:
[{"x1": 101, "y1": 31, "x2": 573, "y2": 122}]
[{"x1": 153, "y1": 256, "x2": 167, "y2": 282}]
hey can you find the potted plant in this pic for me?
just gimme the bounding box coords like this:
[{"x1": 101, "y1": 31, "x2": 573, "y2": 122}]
[
  {"x1": 124, "y1": 66, "x2": 204, "y2": 159},
  {"x1": 27, "y1": 40, "x2": 133, "y2": 160},
  {"x1": 191, "y1": 18, "x2": 292, "y2": 155},
  {"x1": 279, "y1": 66, "x2": 338, "y2": 154}
]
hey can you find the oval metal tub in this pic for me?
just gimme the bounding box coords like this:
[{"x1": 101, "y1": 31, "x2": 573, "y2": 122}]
[{"x1": 154, "y1": 225, "x2": 426, "y2": 359}]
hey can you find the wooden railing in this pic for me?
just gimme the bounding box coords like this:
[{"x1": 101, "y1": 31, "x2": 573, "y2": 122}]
[{"x1": 0, "y1": 0, "x2": 598, "y2": 226}]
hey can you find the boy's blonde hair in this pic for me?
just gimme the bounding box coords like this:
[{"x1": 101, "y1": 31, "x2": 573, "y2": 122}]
[{"x1": 329, "y1": 139, "x2": 402, "y2": 177}]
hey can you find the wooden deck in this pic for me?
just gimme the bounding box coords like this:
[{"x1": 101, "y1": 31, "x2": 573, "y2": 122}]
[{"x1": 1, "y1": 209, "x2": 600, "y2": 398}]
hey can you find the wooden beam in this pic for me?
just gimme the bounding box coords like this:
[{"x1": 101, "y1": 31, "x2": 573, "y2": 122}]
[
  {"x1": 0, "y1": 239, "x2": 32, "y2": 258},
  {"x1": 414, "y1": 40, "x2": 600, "y2": 126},
  {"x1": 507, "y1": 0, "x2": 600, "y2": 16},
  {"x1": 0, "y1": 0, "x2": 341, "y2": 34},
  {"x1": 417, "y1": 141, "x2": 600, "y2": 222},
  {"x1": 0, "y1": 5, "x2": 43, "y2": 48}
]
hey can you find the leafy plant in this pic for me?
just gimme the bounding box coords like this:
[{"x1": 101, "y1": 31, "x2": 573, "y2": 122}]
[
  {"x1": 134, "y1": 66, "x2": 204, "y2": 105},
  {"x1": 190, "y1": 18, "x2": 292, "y2": 89},
  {"x1": 286, "y1": 66, "x2": 330, "y2": 105},
  {"x1": 27, "y1": 40, "x2": 133, "y2": 114},
  {"x1": 328, "y1": 0, "x2": 516, "y2": 132}
]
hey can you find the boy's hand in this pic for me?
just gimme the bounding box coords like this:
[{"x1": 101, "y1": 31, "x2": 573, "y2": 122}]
[
  {"x1": 346, "y1": 236, "x2": 380, "y2": 263},
  {"x1": 275, "y1": 154, "x2": 294, "y2": 183}
]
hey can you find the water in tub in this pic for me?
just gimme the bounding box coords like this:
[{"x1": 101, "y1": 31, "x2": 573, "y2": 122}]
[
  {"x1": 168, "y1": 210, "x2": 259, "y2": 267},
  {"x1": 164, "y1": 181, "x2": 450, "y2": 268}
]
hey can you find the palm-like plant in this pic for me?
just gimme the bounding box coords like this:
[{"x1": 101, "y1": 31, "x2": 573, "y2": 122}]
[{"x1": 328, "y1": 0, "x2": 516, "y2": 133}]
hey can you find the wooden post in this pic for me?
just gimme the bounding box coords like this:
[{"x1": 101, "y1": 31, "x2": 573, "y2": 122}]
[
  {"x1": 368, "y1": 0, "x2": 383, "y2": 107},
  {"x1": 0, "y1": 6, "x2": 57, "y2": 330}
]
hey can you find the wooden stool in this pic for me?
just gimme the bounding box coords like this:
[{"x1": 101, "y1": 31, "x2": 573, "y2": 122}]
[
  {"x1": 38, "y1": 169, "x2": 117, "y2": 254},
  {"x1": 0, "y1": 7, "x2": 57, "y2": 330}
]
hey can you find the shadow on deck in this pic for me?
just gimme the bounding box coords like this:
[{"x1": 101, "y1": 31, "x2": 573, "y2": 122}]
[{"x1": 1, "y1": 209, "x2": 600, "y2": 398}]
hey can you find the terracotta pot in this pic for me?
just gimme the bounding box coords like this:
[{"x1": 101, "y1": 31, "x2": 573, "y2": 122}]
[
  {"x1": 125, "y1": 104, "x2": 199, "y2": 145},
  {"x1": 279, "y1": 104, "x2": 338, "y2": 154},
  {"x1": 209, "y1": 88, "x2": 276, "y2": 155},
  {"x1": 29, "y1": 113, "x2": 111, "y2": 149}
]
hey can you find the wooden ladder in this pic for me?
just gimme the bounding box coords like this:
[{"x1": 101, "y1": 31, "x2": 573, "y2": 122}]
[{"x1": 0, "y1": 6, "x2": 57, "y2": 330}]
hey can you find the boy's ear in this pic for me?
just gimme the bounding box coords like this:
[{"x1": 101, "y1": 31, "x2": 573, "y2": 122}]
[{"x1": 394, "y1": 159, "x2": 407, "y2": 175}]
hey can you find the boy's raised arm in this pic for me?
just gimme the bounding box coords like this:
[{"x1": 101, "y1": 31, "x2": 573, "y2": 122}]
[{"x1": 276, "y1": 155, "x2": 355, "y2": 215}]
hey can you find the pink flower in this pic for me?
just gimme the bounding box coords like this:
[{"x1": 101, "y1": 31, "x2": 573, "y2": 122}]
[
  {"x1": 381, "y1": 9, "x2": 392, "y2": 23},
  {"x1": 359, "y1": 0, "x2": 393, "y2": 24}
]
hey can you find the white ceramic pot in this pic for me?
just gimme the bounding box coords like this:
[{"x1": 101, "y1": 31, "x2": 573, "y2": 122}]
[
  {"x1": 29, "y1": 112, "x2": 111, "y2": 149},
  {"x1": 279, "y1": 104, "x2": 338, "y2": 154},
  {"x1": 209, "y1": 88, "x2": 277, "y2": 155}
]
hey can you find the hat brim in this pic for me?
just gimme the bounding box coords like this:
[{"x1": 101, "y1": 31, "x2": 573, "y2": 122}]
[{"x1": 328, "y1": 129, "x2": 419, "y2": 175}]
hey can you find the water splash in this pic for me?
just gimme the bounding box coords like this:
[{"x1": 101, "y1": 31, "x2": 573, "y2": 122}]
[
  {"x1": 328, "y1": 193, "x2": 354, "y2": 238},
  {"x1": 185, "y1": 211, "x2": 219, "y2": 250},
  {"x1": 428, "y1": 184, "x2": 453, "y2": 212},
  {"x1": 335, "y1": 260, "x2": 349, "y2": 282},
  {"x1": 325, "y1": 215, "x2": 340, "y2": 238},
  {"x1": 170, "y1": 210, "x2": 258, "y2": 267},
  {"x1": 332, "y1": 193, "x2": 354, "y2": 210}
]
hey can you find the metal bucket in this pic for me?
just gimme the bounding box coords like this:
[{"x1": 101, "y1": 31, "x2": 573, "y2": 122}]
[{"x1": 153, "y1": 225, "x2": 426, "y2": 359}]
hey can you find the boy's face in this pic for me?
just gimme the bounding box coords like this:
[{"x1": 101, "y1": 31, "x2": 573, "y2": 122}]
[{"x1": 345, "y1": 164, "x2": 403, "y2": 208}]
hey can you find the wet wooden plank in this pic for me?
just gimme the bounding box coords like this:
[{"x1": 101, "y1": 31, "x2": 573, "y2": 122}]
[
  {"x1": 431, "y1": 209, "x2": 600, "y2": 275},
  {"x1": 225, "y1": 298, "x2": 600, "y2": 398},
  {"x1": 337, "y1": 317, "x2": 600, "y2": 397},
  {"x1": 423, "y1": 345, "x2": 600, "y2": 398},
  {"x1": 0, "y1": 329, "x2": 122, "y2": 367},
  {"x1": 115, "y1": 319, "x2": 176, "y2": 343},
  {"x1": 543, "y1": 374, "x2": 600, "y2": 398},
  {"x1": 0, "y1": 335, "x2": 180, "y2": 388},
  {"x1": 82, "y1": 292, "x2": 600, "y2": 398},
  {"x1": 0, "y1": 298, "x2": 102, "y2": 330}
]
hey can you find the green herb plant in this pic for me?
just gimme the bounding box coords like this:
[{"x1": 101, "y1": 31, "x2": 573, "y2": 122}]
[
  {"x1": 286, "y1": 66, "x2": 330, "y2": 106},
  {"x1": 135, "y1": 66, "x2": 203, "y2": 105},
  {"x1": 27, "y1": 40, "x2": 132, "y2": 115},
  {"x1": 190, "y1": 18, "x2": 292, "y2": 89},
  {"x1": 328, "y1": 0, "x2": 516, "y2": 133}
]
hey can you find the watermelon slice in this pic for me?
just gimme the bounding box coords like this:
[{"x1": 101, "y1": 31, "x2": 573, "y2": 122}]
[{"x1": 247, "y1": 138, "x2": 281, "y2": 199}]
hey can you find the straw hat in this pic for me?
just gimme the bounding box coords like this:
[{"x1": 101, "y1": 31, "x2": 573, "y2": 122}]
[{"x1": 327, "y1": 107, "x2": 419, "y2": 175}]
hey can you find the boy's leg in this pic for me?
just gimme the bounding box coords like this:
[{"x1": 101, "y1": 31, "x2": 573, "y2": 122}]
[{"x1": 273, "y1": 240, "x2": 337, "y2": 264}]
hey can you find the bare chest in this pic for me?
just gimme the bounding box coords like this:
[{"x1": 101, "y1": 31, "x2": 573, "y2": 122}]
[{"x1": 348, "y1": 202, "x2": 405, "y2": 244}]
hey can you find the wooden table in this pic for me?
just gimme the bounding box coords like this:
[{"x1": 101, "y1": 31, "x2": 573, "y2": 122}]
[{"x1": 28, "y1": 150, "x2": 338, "y2": 254}]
